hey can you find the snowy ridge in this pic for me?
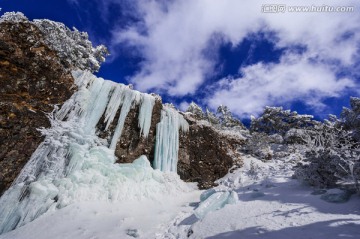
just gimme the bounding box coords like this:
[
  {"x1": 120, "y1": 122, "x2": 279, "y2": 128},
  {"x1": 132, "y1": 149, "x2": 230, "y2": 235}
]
[
  {"x1": 154, "y1": 106, "x2": 189, "y2": 172},
  {"x1": 0, "y1": 70, "x2": 191, "y2": 235},
  {"x1": 0, "y1": 12, "x2": 108, "y2": 72}
]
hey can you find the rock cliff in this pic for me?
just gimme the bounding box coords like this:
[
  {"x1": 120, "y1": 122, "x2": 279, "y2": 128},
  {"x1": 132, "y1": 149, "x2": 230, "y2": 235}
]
[
  {"x1": 0, "y1": 14, "x2": 75, "y2": 194},
  {"x1": 0, "y1": 12, "x2": 244, "y2": 195}
]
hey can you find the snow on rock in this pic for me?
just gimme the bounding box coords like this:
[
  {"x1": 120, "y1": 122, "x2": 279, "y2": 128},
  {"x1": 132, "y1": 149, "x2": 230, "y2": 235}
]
[
  {"x1": 0, "y1": 12, "x2": 108, "y2": 72},
  {"x1": 0, "y1": 12, "x2": 28, "y2": 22},
  {"x1": 0, "y1": 70, "x2": 190, "y2": 235}
]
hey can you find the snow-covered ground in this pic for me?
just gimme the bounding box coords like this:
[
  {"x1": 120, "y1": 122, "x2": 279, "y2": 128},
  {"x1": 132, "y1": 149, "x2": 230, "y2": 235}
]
[
  {"x1": 160, "y1": 155, "x2": 360, "y2": 239},
  {"x1": 0, "y1": 188, "x2": 200, "y2": 239},
  {"x1": 2, "y1": 155, "x2": 360, "y2": 239}
]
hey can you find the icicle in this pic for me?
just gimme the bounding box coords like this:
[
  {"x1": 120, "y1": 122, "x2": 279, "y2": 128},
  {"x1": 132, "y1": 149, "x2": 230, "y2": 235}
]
[
  {"x1": 153, "y1": 106, "x2": 189, "y2": 172},
  {"x1": 138, "y1": 94, "x2": 155, "y2": 138},
  {"x1": 82, "y1": 80, "x2": 114, "y2": 134},
  {"x1": 103, "y1": 84, "x2": 126, "y2": 130},
  {"x1": 109, "y1": 88, "x2": 141, "y2": 150}
]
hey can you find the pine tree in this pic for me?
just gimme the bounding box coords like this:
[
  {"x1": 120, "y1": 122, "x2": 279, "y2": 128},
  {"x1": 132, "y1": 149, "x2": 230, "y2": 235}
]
[
  {"x1": 186, "y1": 102, "x2": 205, "y2": 120},
  {"x1": 340, "y1": 97, "x2": 360, "y2": 141},
  {"x1": 216, "y1": 105, "x2": 245, "y2": 129},
  {"x1": 205, "y1": 108, "x2": 220, "y2": 125},
  {"x1": 250, "y1": 106, "x2": 316, "y2": 135}
]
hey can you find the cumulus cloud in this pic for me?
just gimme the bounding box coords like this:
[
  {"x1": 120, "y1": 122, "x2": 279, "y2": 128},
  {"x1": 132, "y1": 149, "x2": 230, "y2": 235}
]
[
  {"x1": 207, "y1": 53, "x2": 355, "y2": 117},
  {"x1": 111, "y1": 0, "x2": 264, "y2": 95},
  {"x1": 110, "y1": 0, "x2": 360, "y2": 115}
]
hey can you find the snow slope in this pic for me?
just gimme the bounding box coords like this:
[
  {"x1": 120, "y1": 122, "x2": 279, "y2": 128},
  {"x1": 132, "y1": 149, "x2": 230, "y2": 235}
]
[
  {"x1": 2, "y1": 153, "x2": 360, "y2": 239},
  {"x1": 0, "y1": 190, "x2": 200, "y2": 239},
  {"x1": 159, "y1": 155, "x2": 360, "y2": 239}
]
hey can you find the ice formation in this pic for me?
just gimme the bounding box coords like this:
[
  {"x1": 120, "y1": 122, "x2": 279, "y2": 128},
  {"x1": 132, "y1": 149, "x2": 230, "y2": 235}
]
[
  {"x1": 153, "y1": 106, "x2": 189, "y2": 172},
  {"x1": 194, "y1": 188, "x2": 238, "y2": 219},
  {"x1": 0, "y1": 70, "x2": 189, "y2": 234}
]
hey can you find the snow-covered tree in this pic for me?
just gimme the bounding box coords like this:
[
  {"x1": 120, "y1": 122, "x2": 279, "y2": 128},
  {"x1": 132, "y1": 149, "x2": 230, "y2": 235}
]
[
  {"x1": 242, "y1": 132, "x2": 274, "y2": 161},
  {"x1": 34, "y1": 20, "x2": 108, "y2": 72},
  {"x1": 294, "y1": 121, "x2": 360, "y2": 191},
  {"x1": 216, "y1": 105, "x2": 245, "y2": 129},
  {"x1": 186, "y1": 102, "x2": 205, "y2": 120},
  {"x1": 340, "y1": 97, "x2": 360, "y2": 141},
  {"x1": 205, "y1": 108, "x2": 220, "y2": 125},
  {"x1": 250, "y1": 106, "x2": 317, "y2": 136},
  {"x1": 0, "y1": 12, "x2": 109, "y2": 72}
]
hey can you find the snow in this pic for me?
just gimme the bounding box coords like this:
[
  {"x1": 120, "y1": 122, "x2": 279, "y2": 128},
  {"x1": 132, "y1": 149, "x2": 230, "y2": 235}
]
[
  {"x1": 158, "y1": 155, "x2": 360, "y2": 239},
  {"x1": 0, "y1": 193, "x2": 200, "y2": 239},
  {"x1": 153, "y1": 106, "x2": 189, "y2": 172},
  {"x1": 0, "y1": 12, "x2": 28, "y2": 23},
  {"x1": 2, "y1": 146, "x2": 360, "y2": 238}
]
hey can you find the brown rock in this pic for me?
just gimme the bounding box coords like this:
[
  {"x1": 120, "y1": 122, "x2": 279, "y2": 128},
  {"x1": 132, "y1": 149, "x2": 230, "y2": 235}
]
[
  {"x1": 0, "y1": 20, "x2": 75, "y2": 195},
  {"x1": 178, "y1": 115, "x2": 244, "y2": 189},
  {"x1": 96, "y1": 98, "x2": 163, "y2": 164}
]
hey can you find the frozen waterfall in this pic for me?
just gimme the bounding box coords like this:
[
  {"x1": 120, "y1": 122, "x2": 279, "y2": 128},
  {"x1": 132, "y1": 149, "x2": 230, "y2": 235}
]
[
  {"x1": 0, "y1": 71, "x2": 190, "y2": 235},
  {"x1": 153, "y1": 106, "x2": 189, "y2": 172}
]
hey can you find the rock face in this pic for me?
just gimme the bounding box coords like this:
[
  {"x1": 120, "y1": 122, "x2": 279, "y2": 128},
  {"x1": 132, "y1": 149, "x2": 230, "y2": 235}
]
[
  {"x1": 0, "y1": 19, "x2": 75, "y2": 195},
  {"x1": 0, "y1": 12, "x2": 108, "y2": 196},
  {"x1": 178, "y1": 115, "x2": 244, "y2": 189},
  {"x1": 97, "y1": 98, "x2": 163, "y2": 164}
]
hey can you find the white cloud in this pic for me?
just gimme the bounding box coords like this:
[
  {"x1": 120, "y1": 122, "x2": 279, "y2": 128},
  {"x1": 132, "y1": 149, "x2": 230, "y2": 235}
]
[
  {"x1": 207, "y1": 53, "x2": 355, "y2": 117},
  {"x1": 110, "y1": 0, "x2": 360, "y2": 115}
]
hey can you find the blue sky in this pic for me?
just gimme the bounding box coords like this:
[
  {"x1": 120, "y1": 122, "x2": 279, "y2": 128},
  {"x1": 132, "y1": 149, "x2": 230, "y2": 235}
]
[{"x1": 1, "y1": 0, "x2": 360, "y2": 120}]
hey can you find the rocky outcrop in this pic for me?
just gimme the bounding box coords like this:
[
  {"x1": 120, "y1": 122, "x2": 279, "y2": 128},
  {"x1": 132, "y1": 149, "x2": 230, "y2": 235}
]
[
  {"x1": 178, "y1": 114, "x2": 244, "y2": 189},
  {"x1": 0, "y1": 19, "x2": 75, "y2": 195},
  {"x1": 97, "y1": 97, "x2": 163, "y2": 164},
  {"x1": 0, "y1": 13, "x2": 108, "y2": 195},
  {"x1": 115, "y1": 98, "x2": 163, "y2": 164},
  {"x1": 98, "y1": 105, "x2": 244, "y2": 189}
]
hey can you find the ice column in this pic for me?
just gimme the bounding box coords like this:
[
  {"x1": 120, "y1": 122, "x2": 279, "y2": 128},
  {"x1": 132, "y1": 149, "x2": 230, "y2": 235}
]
[
  {"x1": 153, "y1": 106, "x2": 189, "y2": 172},
  {"x1": 138, "y1": 94, "x2": 156, "y2": 138}
]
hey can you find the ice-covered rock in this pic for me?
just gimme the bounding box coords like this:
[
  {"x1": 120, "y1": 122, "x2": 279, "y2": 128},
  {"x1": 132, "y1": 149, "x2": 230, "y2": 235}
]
[
  {"x1": 320, "y1": 189, "x2": 353, "y2": 203},
  {"x1": 194, "y1": 188, "x2": 238, "y2": 219},
  {"x1": 126, "y1": 229, "x2": 140, "y2": 238}
]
